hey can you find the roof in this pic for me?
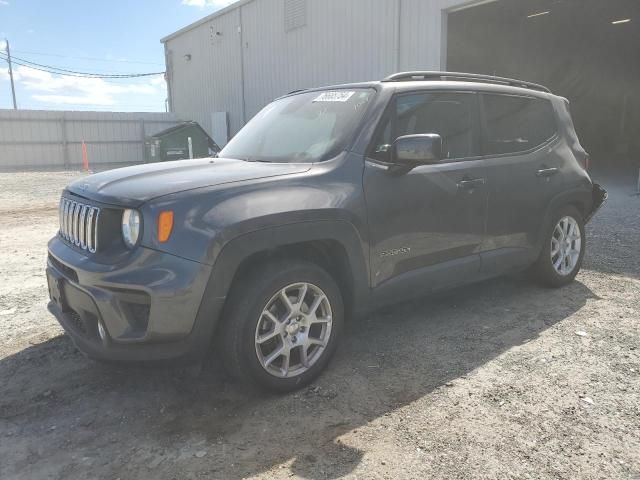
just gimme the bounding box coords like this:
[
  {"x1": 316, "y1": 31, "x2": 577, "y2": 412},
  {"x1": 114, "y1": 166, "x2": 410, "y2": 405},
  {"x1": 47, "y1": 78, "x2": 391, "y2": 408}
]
[
  {"x1": 382, "y1": 71, "x2": 551, "y2": 93},
  {"x1": 388, "y1": 80, "x2": 555, "y2": 99},
  {"x1": 160, "y1": 0, "x2": 253, "y2": 43},
  {"x1": 276, "y1": 73, "x2": 555, "y2": 102}
]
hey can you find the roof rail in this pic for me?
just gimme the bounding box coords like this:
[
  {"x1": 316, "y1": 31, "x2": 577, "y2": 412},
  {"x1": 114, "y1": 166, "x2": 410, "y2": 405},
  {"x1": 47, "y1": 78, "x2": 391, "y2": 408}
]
[{"x1": 382, "y1": 71, "x2": 551, "y2": 93}]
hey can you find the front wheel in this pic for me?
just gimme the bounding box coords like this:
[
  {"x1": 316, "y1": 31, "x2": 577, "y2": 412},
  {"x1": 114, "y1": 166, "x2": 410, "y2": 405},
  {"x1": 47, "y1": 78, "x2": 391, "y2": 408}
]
[
  {"x1": 221, "y1": 260, "x2": 344, "y2": 393},
  {"x1": 531, "y1": 206, "x2": 586, "y2": 288}
]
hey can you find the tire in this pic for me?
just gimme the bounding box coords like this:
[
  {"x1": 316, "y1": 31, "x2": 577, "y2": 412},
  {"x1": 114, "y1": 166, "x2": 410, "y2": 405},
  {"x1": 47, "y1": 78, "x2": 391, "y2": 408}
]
[
  {"x1": 220, "y1": 259, "x2": 344, "y2": 393},
  {"x1": 531, "y1": 205, "x2": 586, "y2": 288}
]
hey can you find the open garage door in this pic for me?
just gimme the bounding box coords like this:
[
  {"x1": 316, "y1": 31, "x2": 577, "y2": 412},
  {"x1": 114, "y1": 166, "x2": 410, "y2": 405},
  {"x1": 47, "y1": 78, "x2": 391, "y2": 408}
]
[{"x1": 447, "y1": 0, "x2": 640, "y2": 172}]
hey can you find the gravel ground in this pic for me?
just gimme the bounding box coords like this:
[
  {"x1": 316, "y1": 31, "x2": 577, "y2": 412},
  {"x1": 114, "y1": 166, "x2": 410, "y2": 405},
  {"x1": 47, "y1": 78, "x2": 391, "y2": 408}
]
[{"x1": 0, "y1": 169, "x2": 638, "y2": 480}]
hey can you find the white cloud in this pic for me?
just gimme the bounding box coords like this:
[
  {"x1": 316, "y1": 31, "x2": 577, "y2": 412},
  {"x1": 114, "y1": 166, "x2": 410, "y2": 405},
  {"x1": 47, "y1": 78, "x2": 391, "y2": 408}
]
[
  {"x1": 5, "y1": 66, "x2": 166, "y2": 109},
  {"x1": 181, "y1": 0, "x2": 235, "y2": 8},
  {"x1": 0, "y1": 1, "x2": 9, "y2": 6}
]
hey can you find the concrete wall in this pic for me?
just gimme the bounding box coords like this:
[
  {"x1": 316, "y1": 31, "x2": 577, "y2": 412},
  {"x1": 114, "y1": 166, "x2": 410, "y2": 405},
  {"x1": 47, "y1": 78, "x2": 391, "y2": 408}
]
[
  {"x1": 162, "y1": 0, "x2": 471, "y2": 141},
  {"x1": 0, "y1": 110, "x2": 179, "y2": 170}
]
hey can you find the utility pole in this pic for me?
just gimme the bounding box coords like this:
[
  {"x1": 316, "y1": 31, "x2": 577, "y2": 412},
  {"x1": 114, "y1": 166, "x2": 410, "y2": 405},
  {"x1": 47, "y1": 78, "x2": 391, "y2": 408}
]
[{"x1": 3, "y1": 39, "x2": 17, "y2": 110}]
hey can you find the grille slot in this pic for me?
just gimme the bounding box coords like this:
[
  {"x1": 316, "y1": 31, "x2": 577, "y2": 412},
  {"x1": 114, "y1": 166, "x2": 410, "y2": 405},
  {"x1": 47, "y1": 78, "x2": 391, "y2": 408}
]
[
  {"x1": 48, "y1": 254, "x2": 79, "y2": 282},
  {"x1": 59, "y1": 198, "x2": 100, "y2": 253}
]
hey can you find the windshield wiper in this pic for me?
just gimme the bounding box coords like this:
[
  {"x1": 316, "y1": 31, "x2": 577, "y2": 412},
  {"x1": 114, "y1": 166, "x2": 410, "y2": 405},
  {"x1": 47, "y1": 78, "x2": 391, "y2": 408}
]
[
  {"x1": 219, "y1": 155, "x2": 273, "y2": 163},
  {"x1": 236, "y1": 156, "x2": 271, "y2": 163}
]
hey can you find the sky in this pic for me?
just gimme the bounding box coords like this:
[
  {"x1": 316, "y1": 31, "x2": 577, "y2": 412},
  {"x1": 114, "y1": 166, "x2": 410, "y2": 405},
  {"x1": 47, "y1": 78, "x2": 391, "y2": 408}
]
[{"x1": 0, "y1": 0, "x2": 236, "y2": 112}]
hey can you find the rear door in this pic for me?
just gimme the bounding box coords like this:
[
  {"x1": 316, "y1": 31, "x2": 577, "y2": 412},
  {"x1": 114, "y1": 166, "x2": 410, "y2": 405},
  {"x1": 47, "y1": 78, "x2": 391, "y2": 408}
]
[
  {"x1": 479, "y1": 93, "x2": 564, "y2": 273},
  {"x1": 364, "y1": 90, "x2": 488, "y2": 295}
]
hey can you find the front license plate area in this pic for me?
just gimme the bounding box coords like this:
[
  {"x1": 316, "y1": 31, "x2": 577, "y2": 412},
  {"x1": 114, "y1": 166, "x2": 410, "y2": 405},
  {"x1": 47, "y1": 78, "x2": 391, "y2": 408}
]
[{"x1": 47, "y1": 268, "x2": 69, "y2": 312}]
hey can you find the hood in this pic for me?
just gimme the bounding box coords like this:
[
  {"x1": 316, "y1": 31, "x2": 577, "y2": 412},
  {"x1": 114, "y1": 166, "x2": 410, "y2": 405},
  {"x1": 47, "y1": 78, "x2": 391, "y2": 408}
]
[{"x1": 66, "y1": 158, "x2": 312, "y2": 207}]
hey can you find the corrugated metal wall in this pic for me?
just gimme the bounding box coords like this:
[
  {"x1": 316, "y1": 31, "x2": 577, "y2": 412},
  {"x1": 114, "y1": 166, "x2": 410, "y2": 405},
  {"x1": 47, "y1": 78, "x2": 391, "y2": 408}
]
[
  {"x1": 240, "y1": 0, "x2": 399, "y2": 119},
  {"x1": 0, "y1": 110, "x2": 179, "y2": 170},
  {"x1": 164, "y1": 8, "x2": 244, "y2": 138},
  {"x1": 163, "y1": 0, "x2": 470, "y2": 139}
]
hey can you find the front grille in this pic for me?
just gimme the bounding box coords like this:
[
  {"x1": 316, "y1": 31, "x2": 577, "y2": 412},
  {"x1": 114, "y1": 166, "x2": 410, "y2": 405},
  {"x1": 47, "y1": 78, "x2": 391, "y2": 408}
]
[{"x1": 59, "y1": 198, "x2": 100, "y2": 253}]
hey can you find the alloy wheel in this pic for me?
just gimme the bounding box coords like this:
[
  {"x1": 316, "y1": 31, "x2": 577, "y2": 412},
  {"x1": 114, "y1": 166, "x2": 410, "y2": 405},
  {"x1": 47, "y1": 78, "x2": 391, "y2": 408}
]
[
  {"x1": 551, "y1": 216, "x2": 582, "y2": 276},
  {"x1": 254, "y1": 282, "x2": 333, "y2": 378}
]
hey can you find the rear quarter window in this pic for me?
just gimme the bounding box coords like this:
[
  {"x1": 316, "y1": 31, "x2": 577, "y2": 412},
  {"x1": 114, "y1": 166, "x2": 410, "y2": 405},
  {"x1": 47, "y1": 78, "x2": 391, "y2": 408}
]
[{"x1": 482, "y1": 94, "x2": 557, "y2": 155}]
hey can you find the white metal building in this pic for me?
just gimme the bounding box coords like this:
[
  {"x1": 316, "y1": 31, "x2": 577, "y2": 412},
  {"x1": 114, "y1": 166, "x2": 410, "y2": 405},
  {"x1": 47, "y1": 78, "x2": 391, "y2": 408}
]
[{"x1": 161, "y1": 0, "x2": 640, "y2": 165}]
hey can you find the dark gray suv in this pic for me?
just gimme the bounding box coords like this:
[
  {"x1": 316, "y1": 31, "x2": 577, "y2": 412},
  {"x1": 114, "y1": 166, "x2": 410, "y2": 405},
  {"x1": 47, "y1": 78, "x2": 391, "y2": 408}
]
[{"x1": 47, "y1": 72, "x2": 607, "y2": 392}]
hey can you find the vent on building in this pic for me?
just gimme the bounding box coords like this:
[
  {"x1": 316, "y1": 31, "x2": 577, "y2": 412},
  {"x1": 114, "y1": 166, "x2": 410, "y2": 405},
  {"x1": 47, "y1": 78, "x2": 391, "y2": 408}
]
[{"x1": 284, "y1": 0, "x2": 307, "y2": 32}]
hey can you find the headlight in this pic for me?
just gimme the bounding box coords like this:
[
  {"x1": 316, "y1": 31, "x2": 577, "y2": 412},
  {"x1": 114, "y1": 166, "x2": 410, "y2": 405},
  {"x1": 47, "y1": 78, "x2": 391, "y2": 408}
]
[{"x1": 122, "y1": 209, "x2": 141, "y2": 248}]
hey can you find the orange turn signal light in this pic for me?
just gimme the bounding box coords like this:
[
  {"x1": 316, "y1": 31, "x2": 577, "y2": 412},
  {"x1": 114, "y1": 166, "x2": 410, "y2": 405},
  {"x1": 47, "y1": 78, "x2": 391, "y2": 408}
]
[{"x1": 158, "y1": 211, "x2": 174, "y2": 243}]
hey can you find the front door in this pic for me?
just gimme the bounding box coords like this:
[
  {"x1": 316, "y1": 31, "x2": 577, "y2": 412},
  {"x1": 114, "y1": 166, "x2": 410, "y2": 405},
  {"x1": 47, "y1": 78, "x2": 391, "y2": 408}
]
[{"x1": 364, "y1": 91, "x2": 488, "y2": 299}]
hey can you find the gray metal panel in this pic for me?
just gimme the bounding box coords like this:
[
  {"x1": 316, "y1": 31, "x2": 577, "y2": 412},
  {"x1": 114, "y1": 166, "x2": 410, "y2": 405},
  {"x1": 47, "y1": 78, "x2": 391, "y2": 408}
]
[
  {"x1": 399, "y1": 0, "x2": 470, "y2": 71},
  {"x1": 0, "y1": 110, "x2": 179, "y2": 170},
  {"x1": 240, "y1": 0, "x2": 399, "y2": 121},
  {"x1": 284, "y1": 0, "x2": 307, "y2": 32},
  {"x1": 160, "y1": 0, "x2": 255, "y2": 43}
]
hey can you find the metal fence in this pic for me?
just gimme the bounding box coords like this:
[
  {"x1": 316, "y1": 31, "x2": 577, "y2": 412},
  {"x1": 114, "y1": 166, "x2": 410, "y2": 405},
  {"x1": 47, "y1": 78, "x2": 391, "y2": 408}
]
[{"x1": 0, "y1": 109, "x2": 180, "y2": 170}]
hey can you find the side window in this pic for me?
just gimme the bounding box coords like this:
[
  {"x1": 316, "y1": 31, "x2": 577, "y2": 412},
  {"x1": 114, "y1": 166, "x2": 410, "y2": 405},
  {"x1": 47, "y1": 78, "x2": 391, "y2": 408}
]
[
  {"x1": 370, "y1": 92, "x2": 480, "y2": 161},
  {"x1": 482, "y1": 94, "x2": 557, "y2": 155}
]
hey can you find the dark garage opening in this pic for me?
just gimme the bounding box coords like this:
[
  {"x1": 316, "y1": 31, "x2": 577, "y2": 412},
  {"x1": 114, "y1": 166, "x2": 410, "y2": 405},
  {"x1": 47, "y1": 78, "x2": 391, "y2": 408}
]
[{"x1": 447, "y1": 0, "x2": 640, "y2": 174}]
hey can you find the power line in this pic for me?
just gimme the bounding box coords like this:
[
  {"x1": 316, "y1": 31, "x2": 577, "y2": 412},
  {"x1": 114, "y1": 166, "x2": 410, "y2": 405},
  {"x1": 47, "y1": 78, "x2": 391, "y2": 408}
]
[
  {"x1": 0, "y1": 53, "x2": 165, "y2": 78},
  {"x1": 11, "y1": 49, "x2": 164, "y2": 66},
  {"x1": 15, "y1": 103, "x2": 165, "y2": 111},
  {"x1": 1, "y1": 56, "x2": 164, "y2": 79},
  {"x1": 0, "y1": 62, "x2": 165, "y2": 85},
  {"x1": 8, "y1": 58, "x2": 161, "y2": 75},
  {"x1": 1, "y1": 53, "x2": 165, "y2": 78}
]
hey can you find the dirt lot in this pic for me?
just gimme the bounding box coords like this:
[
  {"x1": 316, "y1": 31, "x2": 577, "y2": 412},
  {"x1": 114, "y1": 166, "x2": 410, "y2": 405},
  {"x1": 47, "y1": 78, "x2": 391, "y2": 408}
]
[{"x1": 0, "y1": 170, "x2": 638, "y2": 480}]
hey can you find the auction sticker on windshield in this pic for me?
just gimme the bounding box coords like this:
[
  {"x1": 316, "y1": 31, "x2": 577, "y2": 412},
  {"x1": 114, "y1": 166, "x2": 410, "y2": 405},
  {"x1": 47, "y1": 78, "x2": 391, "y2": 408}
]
[{"x1": 313, "y1": 91, "x2": 356, "y2": 102}]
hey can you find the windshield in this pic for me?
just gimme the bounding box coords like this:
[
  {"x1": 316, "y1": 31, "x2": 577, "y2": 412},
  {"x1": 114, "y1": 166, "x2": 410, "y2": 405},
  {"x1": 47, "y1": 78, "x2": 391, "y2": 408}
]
[{"x1": 219, "y1": 88, "x2": 375, "y2": 163}]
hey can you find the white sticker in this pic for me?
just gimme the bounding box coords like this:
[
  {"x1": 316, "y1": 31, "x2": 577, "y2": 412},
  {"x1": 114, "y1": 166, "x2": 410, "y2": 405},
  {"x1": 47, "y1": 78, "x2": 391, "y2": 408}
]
[{"x1": 313, "y1": 91, "x2": 356, "y2": 103}]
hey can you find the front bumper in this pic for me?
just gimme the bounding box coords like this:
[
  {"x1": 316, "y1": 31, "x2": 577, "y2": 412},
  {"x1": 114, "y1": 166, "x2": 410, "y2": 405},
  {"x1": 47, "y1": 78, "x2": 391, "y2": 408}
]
[{"x1": 47, "y1": 236, "x2": 224, "y2": 363}]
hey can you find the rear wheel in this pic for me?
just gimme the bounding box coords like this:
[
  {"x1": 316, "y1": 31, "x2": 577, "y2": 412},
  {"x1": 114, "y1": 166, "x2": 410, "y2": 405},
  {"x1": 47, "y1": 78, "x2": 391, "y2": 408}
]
[
  {"x1": 221, "y1": 260, "x2": 344, "y2": 392},
  {"x1": 532, "y1": 206, "x2": 585, "y2": 288}
]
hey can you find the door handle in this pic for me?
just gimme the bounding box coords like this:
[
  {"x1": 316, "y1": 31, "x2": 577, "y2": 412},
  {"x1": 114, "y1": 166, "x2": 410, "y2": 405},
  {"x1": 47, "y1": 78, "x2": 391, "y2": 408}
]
[
  {"x1": 457, "y1": 178, "x2": 486, "y2": 190},
  {"x1": 536, "y1": 167, "x2": 559, "y2": 177}
]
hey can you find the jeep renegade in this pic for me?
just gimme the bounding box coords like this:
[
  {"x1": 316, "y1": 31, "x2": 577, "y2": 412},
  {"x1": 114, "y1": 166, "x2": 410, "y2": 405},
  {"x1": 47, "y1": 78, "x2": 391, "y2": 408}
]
[{"x1": 47, "y1": 72, "x2": 607, "y2": 392}]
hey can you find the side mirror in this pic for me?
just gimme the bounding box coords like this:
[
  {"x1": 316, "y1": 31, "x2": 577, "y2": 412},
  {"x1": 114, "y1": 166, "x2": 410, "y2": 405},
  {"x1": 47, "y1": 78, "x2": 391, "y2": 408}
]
[{"x1": 392, "y1": 134, "x2": 443, "y2": 165}]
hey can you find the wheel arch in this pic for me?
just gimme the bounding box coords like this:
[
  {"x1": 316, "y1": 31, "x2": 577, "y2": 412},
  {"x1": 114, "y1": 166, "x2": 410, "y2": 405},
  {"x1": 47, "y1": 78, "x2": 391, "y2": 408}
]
[
  {"x1": 548, "y1": 189, "x2": 591, "y2": 220},
  {"x1": 200, "y1": 220, "x2": 370, "y2": 334},
  {"x1": 536, "y1": 187, "x2": 592, "y2": 255},
  {"x1": 232, "y1": 239, "x2": 357, "y2": 314}
]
